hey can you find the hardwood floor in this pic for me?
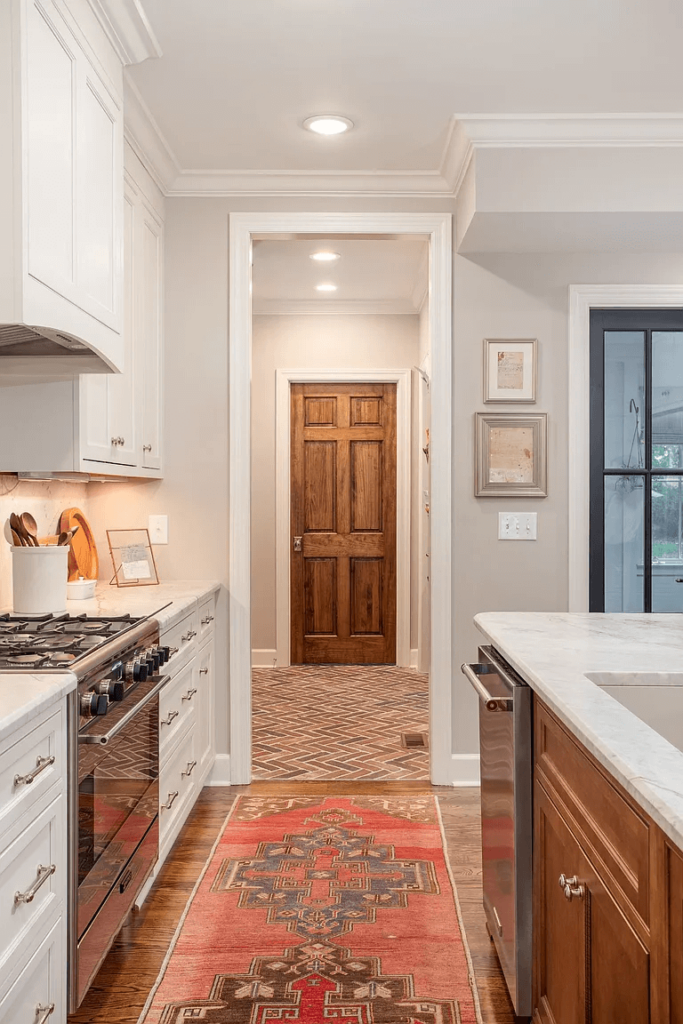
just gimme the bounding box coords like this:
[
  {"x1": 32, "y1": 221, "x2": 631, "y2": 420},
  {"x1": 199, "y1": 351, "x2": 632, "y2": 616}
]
[{"x1": 68, "y1": 784, "x2": 517, "y2": 1024}]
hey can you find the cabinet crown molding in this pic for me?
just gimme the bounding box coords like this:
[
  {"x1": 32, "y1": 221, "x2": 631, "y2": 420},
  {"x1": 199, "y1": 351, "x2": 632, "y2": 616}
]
[{"x1": 86, "y1": 0, "x2": 162, "y2": 65}]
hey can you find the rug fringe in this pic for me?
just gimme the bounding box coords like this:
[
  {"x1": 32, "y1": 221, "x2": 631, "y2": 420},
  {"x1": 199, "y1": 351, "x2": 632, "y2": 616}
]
[
  {"x1": 435, "y1": 797, "x2": 486, "y2": 1024},
  {"x1": 135, "y1": 794, "x2": 241, "y2": 1024}
]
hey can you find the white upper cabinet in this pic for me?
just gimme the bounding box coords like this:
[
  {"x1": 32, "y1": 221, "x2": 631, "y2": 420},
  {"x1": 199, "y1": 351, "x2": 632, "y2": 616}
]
[{"x1": 0, "y1": 0, "x2": 125, "y2": 373}]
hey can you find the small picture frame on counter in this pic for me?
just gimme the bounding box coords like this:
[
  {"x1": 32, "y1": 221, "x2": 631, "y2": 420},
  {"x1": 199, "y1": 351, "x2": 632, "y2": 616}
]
[
  {"x1": 107, "y1": 528, "x2": 160, "y2": 587},
  {"x1": 475, "y1": 411, "x2": 548, "y2": 497},
  {"x1": 483, "y1": 338, "x2": 537, "y2": 403}
]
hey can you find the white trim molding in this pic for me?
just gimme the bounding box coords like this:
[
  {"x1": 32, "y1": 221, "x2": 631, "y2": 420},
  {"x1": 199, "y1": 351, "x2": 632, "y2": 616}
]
[
  {"x1": 86, "y1": 0, "x2": 162, "y2": 64},
  {"x1": 252, "y1": 649, "x2": 277, "y2": 667},
  {"x1": 450, "y1": 754, "x2": 481, "y2": 787},
  {"x1": 205, "y1": 754, "x2": 231, "y2": 787},
  {"x1": 229, "y1": 212, "x2": 452, "y2": 786},
  {"x1": 253, "y1": 299, "x2": 421, "y2": 316},
  {"x1": 274, "y1": 368, "x2": 412, "y2": 669},
  {"x1": 568, "y1": 285, "x2": 683, "y2": 612}
]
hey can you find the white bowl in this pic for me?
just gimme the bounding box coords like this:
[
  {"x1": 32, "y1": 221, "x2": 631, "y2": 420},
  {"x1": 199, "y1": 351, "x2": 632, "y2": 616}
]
[{"x1": 66, "y1": 577, "x2": 97, "y2": 601}]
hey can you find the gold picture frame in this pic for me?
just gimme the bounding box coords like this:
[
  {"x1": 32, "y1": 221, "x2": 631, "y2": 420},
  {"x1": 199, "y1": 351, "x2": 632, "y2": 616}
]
[
  {"x1": 483, "y1": 338, "x2": 537, "y2": 403},
  {"x1": 475, "y1": 412, "x2": 548, "y2": 497},
  {"x1": 107, "y1": 528, "x2": 160, "y2": 587}
]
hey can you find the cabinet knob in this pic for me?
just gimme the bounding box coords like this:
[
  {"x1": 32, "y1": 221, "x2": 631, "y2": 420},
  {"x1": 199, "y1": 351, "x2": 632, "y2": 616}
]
[
  {"x1": 559, "y1": 873, "x2": 585, "y2": 901},
  {"x1": 36, "y1": 1006, "x2": 55, "y2": 1024}
]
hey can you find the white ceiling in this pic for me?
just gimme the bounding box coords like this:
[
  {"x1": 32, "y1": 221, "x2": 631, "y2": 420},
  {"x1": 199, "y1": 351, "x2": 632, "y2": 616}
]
[
  {"x1": 128, "y1": 0, "x2": 683, "y2": 177},
  {"x1": 252, "y1": 238, "x2": 429, "y2": 313}
]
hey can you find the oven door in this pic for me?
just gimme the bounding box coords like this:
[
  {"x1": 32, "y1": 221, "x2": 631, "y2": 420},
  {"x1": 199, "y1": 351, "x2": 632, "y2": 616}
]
[{"x1": 72, "y1": 674, "x2": 167, "y2": 1007}]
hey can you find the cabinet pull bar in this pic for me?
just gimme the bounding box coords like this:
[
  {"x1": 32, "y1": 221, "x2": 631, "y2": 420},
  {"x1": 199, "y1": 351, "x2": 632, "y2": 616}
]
[
  {"x1": 182, "y1": 688, "x2": 197, "y2": 701},
  {"x1": 181, "y1": 760, "x2": 197, "y2": 778},
  {"x1": 163, "y1": 790, "x2": 179, "y2": 810},
  {"x1": 461, "y1": 663, "x2": 513, "y2": 712},
  {"x1": 161, "y1": 709, "x2": 179, "y2": 726},
  {"x1": 14, "y1": 754, "x2": 55, "y2": 786},
  {"x1": 15, "y1": 863, "x2": 56, "y2": 904},
  {"x1": 36, "y1": 1005, "x2": 55, "y2": 1024},
  {"x1": 199, "y1": 668, "x2": 209, "y2": 675}
]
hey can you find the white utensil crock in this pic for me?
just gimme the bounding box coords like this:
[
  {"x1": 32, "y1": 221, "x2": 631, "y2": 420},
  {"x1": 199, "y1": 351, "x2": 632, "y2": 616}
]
[{"x1": 11, "y1": 545, "x2": 69, "y2": 614}]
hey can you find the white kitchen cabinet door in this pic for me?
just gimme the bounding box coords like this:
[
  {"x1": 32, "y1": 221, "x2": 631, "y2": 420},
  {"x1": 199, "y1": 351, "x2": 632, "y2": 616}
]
[
  {"x1": 138, "y1": 205, "x2": 163, "y2": 471},
  {"x1": 196, "y1": 641, "x2": 215, "y2": 780}
]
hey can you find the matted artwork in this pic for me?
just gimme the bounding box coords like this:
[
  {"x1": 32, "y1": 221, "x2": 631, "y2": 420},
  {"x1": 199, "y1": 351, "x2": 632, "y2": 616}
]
[
  {"x1": 483, "y1": 338, "x2": 537, "y2": 403},
  {"x1": 475, "y1": 412, "x2": 548, "y2": 497}
]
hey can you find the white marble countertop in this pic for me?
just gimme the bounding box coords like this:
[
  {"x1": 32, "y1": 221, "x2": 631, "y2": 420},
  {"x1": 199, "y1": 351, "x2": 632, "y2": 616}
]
[
  {"x1": 0, "y1": 581, "x2": 220, "y2": 747},
  {"x1": 475, "y1": 612, "x2": 683, "y2": 851}
]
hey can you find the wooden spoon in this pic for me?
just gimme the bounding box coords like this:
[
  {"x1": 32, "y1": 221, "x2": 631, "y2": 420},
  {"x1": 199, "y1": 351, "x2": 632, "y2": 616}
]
[
  {"x1": 9, "y1": 513, "x2": 29, "y2": 546},
  {"x1": 10, "y1": 528, "x2": 22, "y2": 547},
  {"x1": 3, "y1": 519, "x2": 14, "y2": 546},
  {"x1": 57, "y1": 531, "x2": 72, "y2": 546},
  {"x1": 20, "y1": 512, "x2": 39, "y2": 546}
]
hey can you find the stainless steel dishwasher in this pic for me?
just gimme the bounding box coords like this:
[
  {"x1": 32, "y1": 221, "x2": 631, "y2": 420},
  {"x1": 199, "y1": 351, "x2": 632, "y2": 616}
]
[{"x1": 461, "y1": 646, "x2": 532, "y2": 1021}]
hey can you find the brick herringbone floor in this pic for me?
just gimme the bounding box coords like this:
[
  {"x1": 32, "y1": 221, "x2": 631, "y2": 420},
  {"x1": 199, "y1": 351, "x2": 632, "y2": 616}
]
[{"x1": 252, "y1": 665, "x2": 429, "y2": 780}]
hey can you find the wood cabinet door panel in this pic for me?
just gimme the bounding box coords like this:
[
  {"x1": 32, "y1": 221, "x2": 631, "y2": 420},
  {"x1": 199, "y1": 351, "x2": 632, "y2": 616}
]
[
  {"x1": 291, "y1": 383, "x2": 396, "y2": 664},
  {"x1": 667, "y1": 842, "x2": 683, "y2": 1023}
]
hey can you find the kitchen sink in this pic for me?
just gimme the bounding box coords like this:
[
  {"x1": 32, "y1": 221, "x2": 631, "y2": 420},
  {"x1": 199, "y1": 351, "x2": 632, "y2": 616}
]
[{"x1": 585, "y1": 672, "x2": 683, "y2": 753}]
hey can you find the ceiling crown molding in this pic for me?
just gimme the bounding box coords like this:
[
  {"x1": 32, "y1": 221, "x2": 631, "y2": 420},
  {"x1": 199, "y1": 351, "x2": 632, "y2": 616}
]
[
  {"x1": 123, "y1": 79, "x2": 180, "y2": 193},
  {"x1": 87, "y1": 0, "x2": 162, "y2": 65},
  {"x1": 253, "y1": 299, "x2": 421, "y2": 316}
]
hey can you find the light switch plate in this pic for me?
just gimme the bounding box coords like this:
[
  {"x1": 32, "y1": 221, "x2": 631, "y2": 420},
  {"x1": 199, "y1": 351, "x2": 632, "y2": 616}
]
[
  {"x1": 498, "y1": 512, "x2": 537, "y2": 540},
  {"x1": 148, "y1": 514, "x2": 169, "y2": 545}
]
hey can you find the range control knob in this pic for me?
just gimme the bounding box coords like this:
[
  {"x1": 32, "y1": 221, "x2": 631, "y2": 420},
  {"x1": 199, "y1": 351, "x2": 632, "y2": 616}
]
[
  {"x1": 124, "y1": 659, "x2": 148, "y2": 683},
  {"x1": 97, "y1": 679, "x2": 125, "y2": 702},
  {"x1": 111, "y1": 661, "x2": 124, "y2": 681},
  {"x1": 137, "y1": 659, "x2": 149, "y2": 682},
  {"x1": 154, "y1": 646, "x2": 167, "y2": 666},
  {"x1": 80, "y1": 692, "x2": 108, "y2": 718},
  {"x1": 147, "y1": 648, "x2": 161, "y2": 671}
]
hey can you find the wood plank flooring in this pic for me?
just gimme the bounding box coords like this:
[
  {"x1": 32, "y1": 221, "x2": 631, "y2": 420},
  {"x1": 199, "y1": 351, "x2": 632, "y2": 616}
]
[{"x1": 68, "y1": 784, "x2": 517, "y2": 1024}]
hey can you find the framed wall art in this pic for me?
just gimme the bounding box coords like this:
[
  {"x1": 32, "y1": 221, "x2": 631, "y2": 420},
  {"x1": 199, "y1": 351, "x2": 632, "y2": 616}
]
[
  {"x1": 484, "y1": 338, "x2": 537, "y2": 403},
  {"x1": 475, "y1": 412, "x2": 548, "y2": 497}
]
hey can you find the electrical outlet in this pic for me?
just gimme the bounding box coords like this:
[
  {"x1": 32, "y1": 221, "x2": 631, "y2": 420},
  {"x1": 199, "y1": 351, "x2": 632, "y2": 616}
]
[
  {"x1": 498, "y1": 512, "x2": 537, "y2": 541},
  {"x1": 148, "y1": 515, "x2": 169, "y2": 545}
]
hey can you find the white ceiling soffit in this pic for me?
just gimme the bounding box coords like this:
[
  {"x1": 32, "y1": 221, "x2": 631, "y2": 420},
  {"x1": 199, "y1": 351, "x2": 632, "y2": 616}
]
[
  {"x1": 86, "y1": 0, "x2": 162, "y2": 65},
  {"x1": 252, "y1": 239, "x2": 429, "y2": 315}
]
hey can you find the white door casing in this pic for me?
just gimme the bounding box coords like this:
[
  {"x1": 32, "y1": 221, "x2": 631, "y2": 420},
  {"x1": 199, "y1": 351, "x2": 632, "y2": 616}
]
[
  {"x1": 568, "y1": 285, "x2": 683, "y2": 612},
  {"x1": 273, "y1": 369, "x2": 412, "y2": 669},
  {"x1": 228, "y1": 212, "x2": 453, "y2": 786}
]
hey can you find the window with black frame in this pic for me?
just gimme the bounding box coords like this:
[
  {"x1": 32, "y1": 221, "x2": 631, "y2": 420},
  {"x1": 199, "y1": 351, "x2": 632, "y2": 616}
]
[{"x1": 590, "y1": 309, "x2": 683, "y2": 612}]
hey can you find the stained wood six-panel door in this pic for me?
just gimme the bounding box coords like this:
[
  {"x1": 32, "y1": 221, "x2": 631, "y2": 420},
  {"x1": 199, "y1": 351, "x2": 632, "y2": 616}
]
[{"x1": 290, "y1": 383, "x2": 397, "y2": 664}]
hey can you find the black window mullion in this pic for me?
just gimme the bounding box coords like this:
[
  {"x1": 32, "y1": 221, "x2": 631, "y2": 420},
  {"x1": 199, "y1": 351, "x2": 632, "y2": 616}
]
[
  {"x1": 644, "y1": 329, "x2": 652, "y2": 612},
  {"x1": 589, "y1": 312, "x2": 606, "y2": 612}
]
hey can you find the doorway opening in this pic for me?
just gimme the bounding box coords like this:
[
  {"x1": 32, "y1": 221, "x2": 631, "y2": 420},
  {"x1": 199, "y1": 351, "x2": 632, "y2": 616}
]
[{"x1": 228, "y1": 213, "x2": 453, "y2": 786}]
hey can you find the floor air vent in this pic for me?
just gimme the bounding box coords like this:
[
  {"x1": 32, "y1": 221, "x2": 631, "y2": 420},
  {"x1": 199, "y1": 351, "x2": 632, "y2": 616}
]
[{"x1": 401, "y1": 732, "x2": 429, "y2": 749}]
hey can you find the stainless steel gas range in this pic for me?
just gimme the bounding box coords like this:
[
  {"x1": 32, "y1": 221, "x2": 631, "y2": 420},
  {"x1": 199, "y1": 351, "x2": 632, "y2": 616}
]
[{"x1": 0, "y1": 608, "x2": 174, "y2": 1010}]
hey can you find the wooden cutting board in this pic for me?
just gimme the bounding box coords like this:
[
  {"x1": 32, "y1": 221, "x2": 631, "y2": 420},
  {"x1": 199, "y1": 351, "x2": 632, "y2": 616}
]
[{"x1": 59, "y1": 507, "x2": 99, "y2": 582}]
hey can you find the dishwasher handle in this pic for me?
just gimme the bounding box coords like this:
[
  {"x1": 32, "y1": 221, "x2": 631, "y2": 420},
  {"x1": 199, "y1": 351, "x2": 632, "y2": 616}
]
[{"x1": 461, "y1": 662, "x2": 513, "y2": 712}]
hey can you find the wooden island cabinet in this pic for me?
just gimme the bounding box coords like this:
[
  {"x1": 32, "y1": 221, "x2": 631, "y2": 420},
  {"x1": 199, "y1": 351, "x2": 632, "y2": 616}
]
[{"x1": 532, "y1": 694, "x2": 683, "y2": 1024}]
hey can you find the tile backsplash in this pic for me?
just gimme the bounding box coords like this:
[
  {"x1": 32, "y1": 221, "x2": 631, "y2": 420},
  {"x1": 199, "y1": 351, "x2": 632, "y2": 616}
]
[{"x1": 0, "y1": 476, "x2": 90, "y2": 610}]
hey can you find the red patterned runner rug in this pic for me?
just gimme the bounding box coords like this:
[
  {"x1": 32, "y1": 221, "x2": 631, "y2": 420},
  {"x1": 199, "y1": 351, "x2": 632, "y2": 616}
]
[{"x1": 137, "y1": 795, "x2": 483, "y2": 1024}]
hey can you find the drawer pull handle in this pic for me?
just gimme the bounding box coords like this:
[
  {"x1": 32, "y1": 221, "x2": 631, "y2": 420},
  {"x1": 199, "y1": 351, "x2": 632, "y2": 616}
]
[
  {"x1": 181, "y1": 759, "x2": 197, "y2": 778},
  {"x1": 36, "y1": 1005, "x2": 55, "y2": 1024},
  {"x1": 559, "y1": 873, "x2": 585, "y2": 901},
  {"x1": 161, "y1": 710, "x2": 179, "y2": 726},
  {"x1": 119, "y1": 868, "x2": 133, "y2": 894},
  {"x1": 181, "y1": 630, "x2": 197, "y2": 642},
  {"x1": 199, "y1": 668, "x2": 209, "y2": 676},
  {"x1": 182, "y1": 688, "x2": 198, "y2": 701},
  {"x1": 201, "y1": 615, "x2": 214, "y2": 625},
  {"x1": 15, "y1": 863, "x2": 56, "y2": 904},
  {"x1": 163, "y1": 790, "x2": 179, "y2": 810},
  {"x1": 14, "y1": 754, "x2": 55, "y2": 787}
]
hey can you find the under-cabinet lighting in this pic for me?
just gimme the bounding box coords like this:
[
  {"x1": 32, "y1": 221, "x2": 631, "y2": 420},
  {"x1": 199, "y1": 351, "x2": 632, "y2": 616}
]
[{"x1": 310, "y1": 251, "x2": 341, "y2": 262}]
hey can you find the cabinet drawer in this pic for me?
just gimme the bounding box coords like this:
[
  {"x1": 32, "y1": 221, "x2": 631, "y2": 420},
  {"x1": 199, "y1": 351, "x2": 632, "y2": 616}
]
[
  {"x1": 0, "y1": 794, "x2": 65, "y2": 974},
  {"x1": 197, "y1": 596, "x2": 215, "y2": 644},
  {"x1": 159, "y1": 660, "x2": 196, "y2": 761},
  {"x1": 0, "y1": 914, "x2": 65, "y2": 1024},
  {"x1": 161, "y1": 607, "x2": 199, "y2": 671},
  {"x1": 534, "y1": 698, "x2": 650, "y2": 926},
  {"x1": 0, "y1": 707, "x2": 65, "y2": 838},
  {"x1": 159, "y1": 729, "x2": 197, "y2": 846}
]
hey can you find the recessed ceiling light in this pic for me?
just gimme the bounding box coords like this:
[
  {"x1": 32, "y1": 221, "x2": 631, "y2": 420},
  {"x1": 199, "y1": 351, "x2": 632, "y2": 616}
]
[
  {"x1": 310, "y1": 251, "x2": 341, "y2": 262},
  {"x1": 303, "y1": 115, "x2": 354, "y2": 136},
  {"x1": 316, "y1": 283, "x2": 338, "y2": 292}
]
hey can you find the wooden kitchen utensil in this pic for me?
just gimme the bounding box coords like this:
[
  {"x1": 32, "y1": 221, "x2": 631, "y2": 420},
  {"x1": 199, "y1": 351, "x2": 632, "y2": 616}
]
[
  {"x1": 10, "y1": 513, "x2": 30, "y2": 546},
  {"x1": 20, "y1": 512, "x2": 40, "y2": 546},
  {"x1": 10, "y1": 529, "x2": 22, "y2": 547},
  {"x1": 59, "y1": 508, "x2": 98, "y2": 581}
]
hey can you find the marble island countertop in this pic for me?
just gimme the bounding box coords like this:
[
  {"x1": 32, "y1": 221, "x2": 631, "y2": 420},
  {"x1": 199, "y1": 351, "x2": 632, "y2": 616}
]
[
  {"x1": 0, "y1": 580, "x2": 221, "y2": 746},
  {"x1": 475, "y1": 612, "x2": 683, "y2": 851}
]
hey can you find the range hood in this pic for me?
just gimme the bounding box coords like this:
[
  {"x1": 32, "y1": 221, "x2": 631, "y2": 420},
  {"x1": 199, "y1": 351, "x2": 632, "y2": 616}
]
[{"x1": 0, "y1": 324, "x2": 116, "y2": 380}]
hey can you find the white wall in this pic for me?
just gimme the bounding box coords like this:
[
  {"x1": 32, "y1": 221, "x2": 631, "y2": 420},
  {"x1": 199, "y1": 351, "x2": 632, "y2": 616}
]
[{"x1": 251, "y1": 313, "x2": 420, "y2": 655}]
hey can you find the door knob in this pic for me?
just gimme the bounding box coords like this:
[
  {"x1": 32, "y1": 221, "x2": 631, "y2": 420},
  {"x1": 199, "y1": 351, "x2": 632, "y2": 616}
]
[
  {"x1": 559, "y1": 873, "x2": 585, "y2": 900},
  {"x1": 293, "y1": 536, "x2": 302, "y2": 552}
]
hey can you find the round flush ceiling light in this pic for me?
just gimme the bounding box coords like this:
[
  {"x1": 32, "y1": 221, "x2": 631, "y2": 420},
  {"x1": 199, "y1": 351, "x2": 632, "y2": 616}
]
[
  {"x1": 303, "y1": 115, "x2": 354, "y2": 136},
  {"x1": 316, "y1": 283, "x2": 338, "y2": 292},
  {"x1": 310, "y1": 251, "x2": 341, "y2": 263}
]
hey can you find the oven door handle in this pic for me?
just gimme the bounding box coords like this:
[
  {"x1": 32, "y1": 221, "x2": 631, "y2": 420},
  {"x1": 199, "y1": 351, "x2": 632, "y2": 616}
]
[
  {"x1": 461, "y1": 663, "x2": 513, "y2": 712},
  {"x1": 79, "y1": 675, "x2": 171, "y2": 745}
]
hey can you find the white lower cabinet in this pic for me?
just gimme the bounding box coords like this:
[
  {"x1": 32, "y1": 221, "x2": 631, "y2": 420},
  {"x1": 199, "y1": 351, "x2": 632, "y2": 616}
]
[
  {"x1": 196, "y1": 641, "x2": 215, "y2": 779},
  {"x1": 0, "y1": 915, "x2": 65, "y2": 1024}
]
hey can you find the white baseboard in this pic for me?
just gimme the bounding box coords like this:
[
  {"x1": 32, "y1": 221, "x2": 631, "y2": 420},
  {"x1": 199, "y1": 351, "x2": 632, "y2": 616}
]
[
  {"x1": 410, "y1": 648, "x2": 418, "y2": 668},
  {"x1": 205, "y1": 753, "x2": 231, "y2": 786},
  {"x1": 252, "y1": 649, "x2": 278, "y2": 667},
  {"x1": 450, "y1": 753, "x2": 481, "y2": 787}
]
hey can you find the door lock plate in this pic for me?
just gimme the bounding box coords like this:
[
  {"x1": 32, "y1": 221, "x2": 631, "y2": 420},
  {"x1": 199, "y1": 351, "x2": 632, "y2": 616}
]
[{"x1": 293, "y1": 536, "x2": 302, "y2": 552}]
